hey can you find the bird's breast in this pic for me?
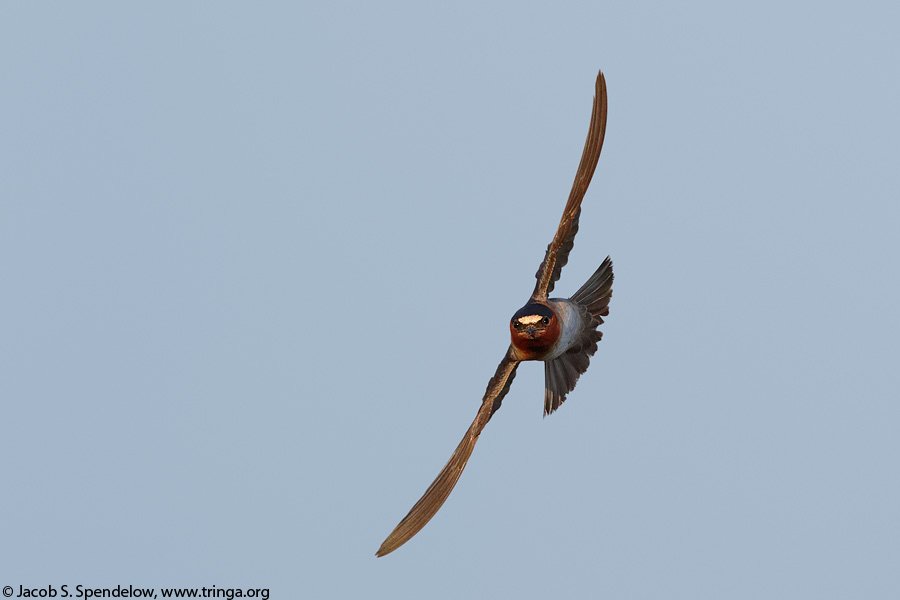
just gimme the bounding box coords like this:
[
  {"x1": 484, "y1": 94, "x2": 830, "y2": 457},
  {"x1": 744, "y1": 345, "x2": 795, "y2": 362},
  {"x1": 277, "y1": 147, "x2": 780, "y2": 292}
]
[{"x1": 543, "y1": 300, "x2": 584, "y2": 360}]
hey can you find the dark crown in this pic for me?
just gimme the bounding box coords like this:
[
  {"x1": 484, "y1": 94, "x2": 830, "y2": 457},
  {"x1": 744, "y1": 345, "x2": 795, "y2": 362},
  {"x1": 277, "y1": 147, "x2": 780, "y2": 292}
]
[{"x1": 511, "y1": 303, "x2": 554, "y2": 323}]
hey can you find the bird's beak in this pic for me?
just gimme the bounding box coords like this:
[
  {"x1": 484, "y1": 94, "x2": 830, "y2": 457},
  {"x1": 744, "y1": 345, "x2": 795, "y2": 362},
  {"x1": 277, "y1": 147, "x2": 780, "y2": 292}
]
[{"x1": 525, "y1": 325, "x2": 537, "y2": 338}]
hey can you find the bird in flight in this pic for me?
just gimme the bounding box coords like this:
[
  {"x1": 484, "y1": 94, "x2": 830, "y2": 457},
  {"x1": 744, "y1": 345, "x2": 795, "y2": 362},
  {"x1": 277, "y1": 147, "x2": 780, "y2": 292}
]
[{"x1": 376, "y1": 70, "x2": 613, "y2": 557}]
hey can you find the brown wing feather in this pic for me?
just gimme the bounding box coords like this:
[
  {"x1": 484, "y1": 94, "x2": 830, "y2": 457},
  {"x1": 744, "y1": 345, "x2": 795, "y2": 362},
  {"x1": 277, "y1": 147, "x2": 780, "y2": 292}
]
[
  {"x1": 375, "y1": 349, "x2": 520, "y2": 557},
  {"x1": 532, "y1": 70, "x2": 608, "y2": 301}
]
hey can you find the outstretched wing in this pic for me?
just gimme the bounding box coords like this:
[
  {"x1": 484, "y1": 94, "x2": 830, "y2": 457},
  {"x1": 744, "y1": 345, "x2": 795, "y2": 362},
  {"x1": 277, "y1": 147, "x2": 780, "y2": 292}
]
[
  {"x1": 375, "y1": 349, "x2": 520, "y2": 557},
  {"x1": 532, "y1": 70, "x2": 608, "y2": 302}
]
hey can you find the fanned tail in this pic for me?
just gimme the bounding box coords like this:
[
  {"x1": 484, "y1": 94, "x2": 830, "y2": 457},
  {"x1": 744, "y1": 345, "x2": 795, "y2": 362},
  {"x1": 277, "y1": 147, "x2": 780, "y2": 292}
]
[
  {"x1": 570, "y1": 256, "x2": 613, "y2": 323},
  {"x1": 543, "y1": 257, "x2": 613, "y2": 415}
]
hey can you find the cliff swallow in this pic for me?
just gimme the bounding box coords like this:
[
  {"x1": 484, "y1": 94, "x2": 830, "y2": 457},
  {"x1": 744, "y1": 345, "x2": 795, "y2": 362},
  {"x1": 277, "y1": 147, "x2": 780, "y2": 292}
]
[{"x1": 376, "y1": 70, "x2": 613, "y2": 557}]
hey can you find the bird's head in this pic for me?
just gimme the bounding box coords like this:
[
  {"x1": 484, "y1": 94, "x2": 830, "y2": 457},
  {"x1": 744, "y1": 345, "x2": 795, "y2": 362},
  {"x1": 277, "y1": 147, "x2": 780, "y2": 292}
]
[{"x1": 510, "y1": 302, "x2": 560, "y2": 358}]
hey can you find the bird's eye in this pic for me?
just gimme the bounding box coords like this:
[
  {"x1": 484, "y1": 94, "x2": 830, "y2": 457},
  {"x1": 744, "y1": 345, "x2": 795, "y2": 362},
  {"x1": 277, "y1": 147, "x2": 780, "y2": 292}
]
[
  {"x1": 541, "y1": 316, "x2": 550, "y2": 325},
  {"x1": 513, "y1": 321, "x2": 522, "y2": 330}
]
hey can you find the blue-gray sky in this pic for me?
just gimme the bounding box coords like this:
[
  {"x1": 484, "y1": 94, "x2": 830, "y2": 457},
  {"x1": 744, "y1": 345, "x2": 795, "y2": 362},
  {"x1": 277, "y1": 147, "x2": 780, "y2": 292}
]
[{"x1": 2, "y1": 2, "x2": 898, "y2": 598}]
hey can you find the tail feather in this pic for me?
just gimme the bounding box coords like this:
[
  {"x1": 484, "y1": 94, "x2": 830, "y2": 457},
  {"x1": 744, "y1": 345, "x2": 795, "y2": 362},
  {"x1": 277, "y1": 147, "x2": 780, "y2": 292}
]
[
  {"x1": 570, "y1": 256, "x2": 613, "y2": 322},
  {"x1": 543, "y1": 257, "x2": 613, "y2": 416}
]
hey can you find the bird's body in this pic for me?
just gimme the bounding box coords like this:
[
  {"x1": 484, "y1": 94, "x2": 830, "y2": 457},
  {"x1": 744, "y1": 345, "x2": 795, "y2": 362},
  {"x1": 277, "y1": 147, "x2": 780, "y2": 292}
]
[{"x1": 376, "y1": 70, "x2": 614, "y2": 557}]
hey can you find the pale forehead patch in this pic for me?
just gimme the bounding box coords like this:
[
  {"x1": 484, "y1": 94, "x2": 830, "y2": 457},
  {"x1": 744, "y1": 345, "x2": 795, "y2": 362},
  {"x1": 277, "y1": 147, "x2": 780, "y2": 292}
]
[{"x1": 517, "y1": 314, "x2": 546, "y2": 325}]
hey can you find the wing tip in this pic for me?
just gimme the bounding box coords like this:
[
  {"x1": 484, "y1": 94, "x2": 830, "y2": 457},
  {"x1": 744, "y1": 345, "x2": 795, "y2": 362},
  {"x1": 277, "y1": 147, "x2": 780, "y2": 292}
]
[
  {"x1": 376, "y1": 526, "x2": 411, "y2": 557},
  {"x1": 596, "y1": 69, "x2": 607, "y2": 95}
]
